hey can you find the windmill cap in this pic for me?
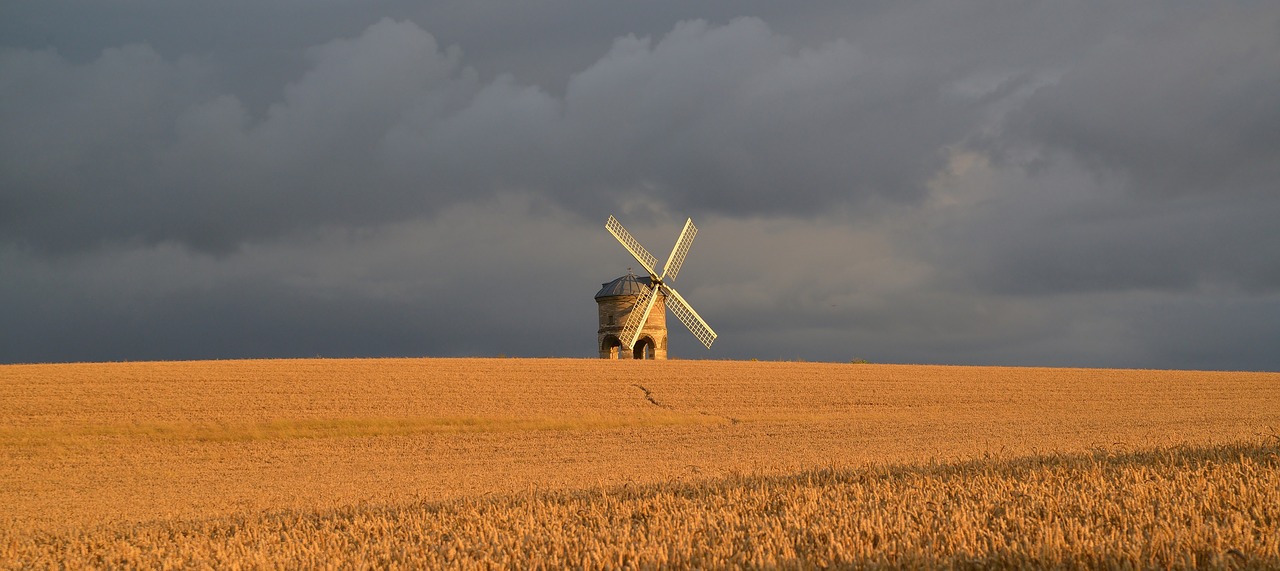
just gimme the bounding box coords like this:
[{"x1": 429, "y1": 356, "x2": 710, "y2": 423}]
[{"x1": 594, "y1": 273, "x2": 658, "y2": 299}]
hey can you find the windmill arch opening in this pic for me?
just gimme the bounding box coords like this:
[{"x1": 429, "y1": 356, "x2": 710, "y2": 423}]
[
  {"x1": 601, "y1": 335, "x2": 623, "y2": 359},
  {"x1": 633, "y1": 337, "x2": 656, "y2": 360}
]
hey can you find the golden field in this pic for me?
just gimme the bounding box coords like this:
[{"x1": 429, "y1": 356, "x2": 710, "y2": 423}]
[{"x1": 1, "y1": 358, "x2": 1278, "y2": 568}]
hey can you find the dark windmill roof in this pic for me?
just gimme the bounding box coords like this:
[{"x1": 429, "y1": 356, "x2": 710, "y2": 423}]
[{"x1": 594, "y1": 272, "x2": 654, "y2": 299}]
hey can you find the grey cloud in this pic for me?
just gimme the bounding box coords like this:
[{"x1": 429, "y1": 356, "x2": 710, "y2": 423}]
[
  {"x1": 1008, "y1": 4, "x2": 1280, "y2": 197},
  {"x1": 2, "y1": 196, "x2": 1278, "y2": 369},
  {"x1": 0, "y1": 194, "x2": 609, "y2": 363},
  {"x1": 4, "y1": 3, "x2": 1280, "y2": 371},
  {"x1": 2, "y1": 16, "x2": 978, "y2": 254},
  {"x1": 558, "y1": 18, "x2": 971, "y2": 214},
  {"x1": 0, "y1": 44, "x2": 213, "y2": 249},
  {"x1": 2, "y1": 19, "x2": 480, "y2": 252},
  {"x1": 921, "y1": 156, "x2": 1280, "y2": 297}
]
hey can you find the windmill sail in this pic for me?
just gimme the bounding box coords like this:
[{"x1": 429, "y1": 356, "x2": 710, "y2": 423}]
[
  {"x1": 662, "y1": 218, "x2": 697, "y2": 281},
  {"x1": 606, "y1": 214, "x2": 716, "y2": 351},
  {"x1": 606, "y1": 215, "x2": 658, "y2": 278},
  {"x1": 662, "y1": 284, "x2": 717, "y2": 348}
]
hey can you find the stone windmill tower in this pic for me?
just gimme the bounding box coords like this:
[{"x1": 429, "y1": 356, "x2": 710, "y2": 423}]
[
  {"x1": 596, "y1": 215, "x2": 717, "y2": 359},
  {"x1": 596, "y1": 272, "x2": 668, "y2": 359}
]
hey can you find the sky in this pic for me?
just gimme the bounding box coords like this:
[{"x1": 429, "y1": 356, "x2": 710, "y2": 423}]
[{"x1": 2, "y1": 2, "x2": 1278, "y2": 370}]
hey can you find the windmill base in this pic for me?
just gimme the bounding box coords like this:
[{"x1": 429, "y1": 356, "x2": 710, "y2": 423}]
[{"x1": 599, "y1": 334, "x2": 667, "y2": 360}]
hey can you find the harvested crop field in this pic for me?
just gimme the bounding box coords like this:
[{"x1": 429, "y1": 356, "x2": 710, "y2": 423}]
[{"x1": 2, "y1": 358, "x2": 1278, "y2": 568}]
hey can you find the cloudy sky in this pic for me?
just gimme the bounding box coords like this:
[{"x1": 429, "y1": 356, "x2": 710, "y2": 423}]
[{"x1": 2, "y1": 2, "x2": 1278, "y2": 369}]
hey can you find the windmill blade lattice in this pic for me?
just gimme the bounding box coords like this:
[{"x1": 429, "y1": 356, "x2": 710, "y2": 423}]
[
  {"x1": 662, "y1": 284, "x2": 717, "y2": 348},
  {"x1": 662, "y1": 219, "x2": 697, "y2": 282},
  {"x1": 605, "y1": 215, "x2": 658, "y2": 278}
]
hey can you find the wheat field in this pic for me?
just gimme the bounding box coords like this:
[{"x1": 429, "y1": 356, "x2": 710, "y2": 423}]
[{"x1": 2, "y1": 358, "x2": 1278, "y2": 568}]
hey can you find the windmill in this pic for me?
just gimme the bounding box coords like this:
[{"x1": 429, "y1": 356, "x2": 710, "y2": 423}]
[{"x1": 599, "y1": 215, "x2": 717, "y2": 357}]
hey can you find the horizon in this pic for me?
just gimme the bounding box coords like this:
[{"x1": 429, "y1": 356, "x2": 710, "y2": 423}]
[{"x1": 4, "y1": 356, "x2": 1274, "y2": 375}]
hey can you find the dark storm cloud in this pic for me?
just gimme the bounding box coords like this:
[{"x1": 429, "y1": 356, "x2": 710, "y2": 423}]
[
  {"x1": 557, "y1": 18, "x2": 972, "y2": 214},
  {"x1": 0, "y1": 195, "x2": 609, "y2": 362},
  {"x1": 1006, "y1": 4, "x2": 1280, "y2": 197},
  {"x1": 920, "y1": 3, "x2": 1280, "y2": 299},
  {"x1": 2, "y1": 2, "x2": 1279, "y2": 369},
  {"x1": 2, "y1": 20, "x2": 473, "y2": 252},
  {"x1": 923, "y1": 158, "x2": 1280, "y2": 296},
  {"x1": 2, "y1": 16, "x2": 975, "y2": 254}
]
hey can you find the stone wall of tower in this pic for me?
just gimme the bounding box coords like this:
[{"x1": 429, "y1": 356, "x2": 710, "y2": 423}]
[{"x1": 597, "y1": 293, "x2": 667, "y2": 359}]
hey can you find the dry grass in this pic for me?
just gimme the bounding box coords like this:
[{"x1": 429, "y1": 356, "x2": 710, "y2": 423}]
[
  {"x1": 6, "y1": 441, "x2": 1278, "y2": 569},
  {"x1": 2, "y1": 358, "x2": 1278, "y2": 568}
]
